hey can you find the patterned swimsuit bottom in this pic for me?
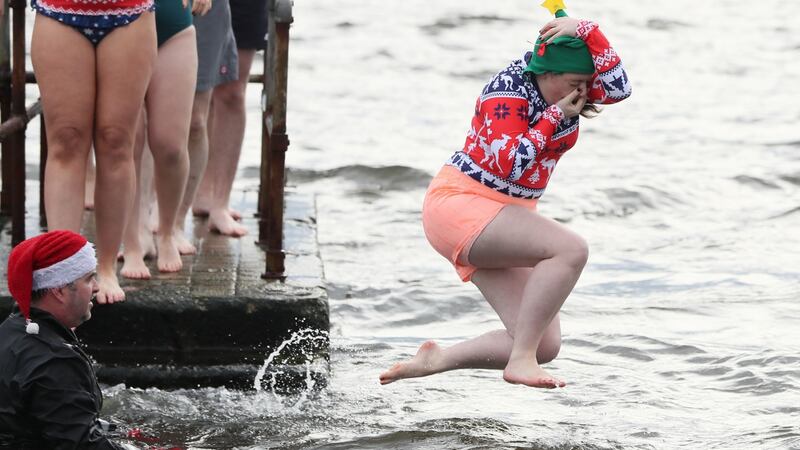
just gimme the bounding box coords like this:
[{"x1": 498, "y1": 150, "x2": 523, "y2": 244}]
[{"x1": 31, "y1": 0, "x2": 154, "y2": 46}]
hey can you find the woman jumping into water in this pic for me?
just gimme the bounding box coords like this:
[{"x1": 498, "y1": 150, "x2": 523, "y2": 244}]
[{"x1": 380, "y1": 2, "x2": 631, "y2": 389}]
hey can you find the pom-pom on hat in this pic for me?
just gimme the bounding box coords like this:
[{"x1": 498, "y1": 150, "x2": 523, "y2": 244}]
[
  {"x1": 525, "y1": 0, "x2": 595, "y2": 75},
  {"x1": 7, "y1": 230, "x2": 96, "y2": 334}
]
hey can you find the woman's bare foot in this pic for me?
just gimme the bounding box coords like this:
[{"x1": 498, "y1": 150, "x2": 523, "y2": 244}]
[
  {"x1": 120, "y1": 252, "x2": 151, "y2": 279},
  {"x1": 379, "y1": 340, "x2": 443, "y2": 385},
  {"x1": 157, "y1": 234, "x2": 183, "y2": 273},
  {"x1": 208, "y1": 208, "x2": 247, "y2": 237},
  {"x1": 190, "y1": 193, "x2": 212, "y2": 217},
  {"x1": 502, "y1": 357, "x2": 565, "y2": 389},
  {"x1": 193, "y1": 206, "x2": 242, "y2": 221},
  {"x1": 174, "y1": 231, "x2": 196, "y2": 255},
  {"x1": 117, "y1": 230, "x2": 157, "y2": 261},
  {"x1": 96, "y1": 270, "x2": 125, "y2": 304}
]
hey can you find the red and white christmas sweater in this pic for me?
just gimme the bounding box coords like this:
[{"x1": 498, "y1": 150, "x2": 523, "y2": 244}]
[{"x1": 446, "y1": 21, "x2": 632, "y2": 199}]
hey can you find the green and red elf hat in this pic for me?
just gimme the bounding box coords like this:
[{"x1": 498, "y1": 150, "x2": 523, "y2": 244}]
[
  {"x1": 7, "y1": 230, "x2": 96, "y2": 334},
  {"x1": 524, "y1": 0, "x2": 595, "y2": 75}
]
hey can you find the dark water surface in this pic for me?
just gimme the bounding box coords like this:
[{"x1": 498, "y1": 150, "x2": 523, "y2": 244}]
[{"x1": 25, "y1": 0, "x2": 800, "y2": 448}]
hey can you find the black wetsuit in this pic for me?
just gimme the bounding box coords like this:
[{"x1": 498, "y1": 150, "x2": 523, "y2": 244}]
[{"x1": 0, "y1": 307, "x2": 123, "y2": 449}]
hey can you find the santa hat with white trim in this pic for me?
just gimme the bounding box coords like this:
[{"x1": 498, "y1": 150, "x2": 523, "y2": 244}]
[{"x1": 7, "y1": 230, "x2": 96, "y2": 335}]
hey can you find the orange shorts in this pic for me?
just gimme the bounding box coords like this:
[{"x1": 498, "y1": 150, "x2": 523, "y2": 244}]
[{"x1": 422, "y1": 165, "x2": 538, "y2": 282}]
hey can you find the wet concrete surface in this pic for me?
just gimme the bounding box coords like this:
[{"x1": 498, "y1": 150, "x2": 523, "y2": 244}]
[{"x1": 0, "y1": 189, "x2": 329, "y2": 389}]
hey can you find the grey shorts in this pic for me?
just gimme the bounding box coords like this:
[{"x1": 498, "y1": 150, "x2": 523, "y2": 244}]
[{"x1": 194, "y1": 0, "x2": 239, "y2": 91}]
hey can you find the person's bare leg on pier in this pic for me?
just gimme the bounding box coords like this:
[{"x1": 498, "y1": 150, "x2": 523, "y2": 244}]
[
  {"x1": 146, "y1": 26, "x2": 197, "y2": 271},
  {"x1": 192, "y1": 49, "x2": 255, "y2": 237},
  {"x1": 120, "y1": 111, "x2": 154, "y2": 279}
]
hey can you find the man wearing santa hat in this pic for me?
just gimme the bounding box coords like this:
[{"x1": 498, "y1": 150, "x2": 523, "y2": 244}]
[{"x1": 0, "y1": 230, "x2": 124, "y2": 448}]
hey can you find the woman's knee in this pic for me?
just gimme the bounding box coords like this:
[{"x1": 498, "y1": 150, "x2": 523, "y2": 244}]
[
  {"x1": 537, "y1": 339, "x2": 561, "y2": 364},
  {"x1": 212, "y1": 81, "x2": 246, "y2": 110},
  {"x1": 189, "y1": 111, "x2": 208, "y2": 135},
  {"x1": 94, "y1": 125, "x2": 134, "y2": 167},
  {"x1": 557, "y1": 235, "x2": 589, "y2": 271},
  {"x1": 46, "y1": 125, "x2": 91, "y2": 164},
  {"x1": 149, "y1": 135, "x2": 187, "y2": 168}
]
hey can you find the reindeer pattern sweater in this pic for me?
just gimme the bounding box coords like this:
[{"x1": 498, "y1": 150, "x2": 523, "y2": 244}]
[{"x1": 446, "y1": 20, "x2": 632, "y2": 199}]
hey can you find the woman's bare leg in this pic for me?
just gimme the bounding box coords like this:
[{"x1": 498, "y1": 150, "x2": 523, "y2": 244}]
[
  {"x1": 146, "y1": 27, "x2": 197, "y2": 272},
  {"x1": 470, "y1": 205, "x2": 586, "y2": 387},
  {"x1": 93, "y1": 12, "x2": 157, "y2": 303},
  {"x1": 174, "y1": 89, "x2": 212, "y2": 255},
  {"x1": 120, "y1": 110, "x2": 151, "y2": 279},
  {"x1": 84, "y1": 148, "x2": 96, "y2": 210},
  {"x1": 139, "y1": 142, "x2": 157, "y2": 256},
  {"x1": 380, "y1": 267, "x2": 562, "y2": 385},
  {"x1": 31, "y1": 15, "x2": 95, "y2": 232},
  {"x1": 382, "y1": 206, "x2": 585, "y2": 388},
  {"x1": 193, "y1": 49, "x2": 255, "y2": 231}
]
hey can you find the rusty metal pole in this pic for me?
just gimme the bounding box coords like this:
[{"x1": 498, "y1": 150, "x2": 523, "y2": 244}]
[
  {"x1": 9, "y1": 0, "x2": 26, "y2": 245},
  {"x1": 0, "y1": 1, "x2": 11, "y2": 215},
  {"x1": 39, "y1": 114, "x2": 47, "y2": 227},
  {"x1": 260, "y1": 0, "x2": 292, "y2": 280},
  {"x1": 258, "y1": 0, "x2": 277, "y2": 240},
  {"x1": 257, "y1": 18, "x2": 271, "y2": 219}
]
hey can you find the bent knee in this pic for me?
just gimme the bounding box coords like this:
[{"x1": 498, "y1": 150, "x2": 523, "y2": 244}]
[
  {"x1": 558, "y1": 236, "x2": 589, "y2": 271},
  {"x1": 537, "y1": 340, "x2": 561, "y2": 364}
]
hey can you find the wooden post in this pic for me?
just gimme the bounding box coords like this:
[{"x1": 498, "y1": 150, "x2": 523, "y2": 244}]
[
  {"x1": 259, "y1": 0, "x2": 292, "y2": 280},
  {"x1": 0, "y1": 0, "x2": 11, "y2": 215},
  {"x1": 9, "y1": 0, "x2": 26, "y2": 245}
]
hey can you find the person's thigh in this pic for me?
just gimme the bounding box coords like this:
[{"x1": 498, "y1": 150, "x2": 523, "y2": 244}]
[
  {"x1": 31, "y1": 15, "x2": 96, "y2": 149},
  {"x1": 466, "y1": 204, "x2": 587, "y2": 269},
  {"x1": 211, "y1": 48, "x2": 254, "y2": 104},
  {"x1": 146, "y1": 27, "x2": 197, "y2": 148},
  {"x1": 95, "y1": 12, "x2": 157, "y2": 142}
]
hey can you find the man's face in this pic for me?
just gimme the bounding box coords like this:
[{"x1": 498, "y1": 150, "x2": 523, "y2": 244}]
[{"x1": 65, "y1": 272, "x2": 98, "y2": 327}]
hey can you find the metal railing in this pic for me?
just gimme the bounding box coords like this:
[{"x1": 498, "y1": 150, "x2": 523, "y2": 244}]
[
  {"x1": 0, "y1": 0, "x2": 39, "y2": 246},
  {"x1": 258, "y1": 0, "x2": 292, "y2": 279},
  {"x1": 0, "y1": 0, "x2": 293, "y2": 279}
]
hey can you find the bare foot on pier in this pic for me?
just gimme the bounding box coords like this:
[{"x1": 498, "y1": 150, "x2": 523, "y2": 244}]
[
  {"x1": 120, "y1": 251, "x2": 151, "y2": 279},
  {"x1": 157, "y1": 235, "x2": 183, "y2": 273},
  {"x1": 96, "y1": 271, "x2": 125, "y2": 304},
  {"x1": 193, "y1": 205, "x2": 242, "y2": 221},
  {"x1": 503, "y1": 358, "x2": 565, "y2": 389},
  {"x1": 380, "y1": 340, "x2": 442, "y2": 385},
  {"x1": 208, "y1": 208, "x2": 247, "y2": 237},
  {"x1": 117, "y1": 229, "x2": 156, "y2": 262},
  {"x1": 174, "y1": 232, "x2": 196, "y2": 255}
]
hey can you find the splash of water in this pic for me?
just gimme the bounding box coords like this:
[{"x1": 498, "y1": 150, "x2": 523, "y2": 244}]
[{"x1": 254, "y1": 328, "x2": 329, "y2": 409}]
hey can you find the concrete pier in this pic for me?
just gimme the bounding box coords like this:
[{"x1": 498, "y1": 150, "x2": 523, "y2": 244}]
[{"x1": 0, "y1": 187, "x2": 329, "y2": 390}]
